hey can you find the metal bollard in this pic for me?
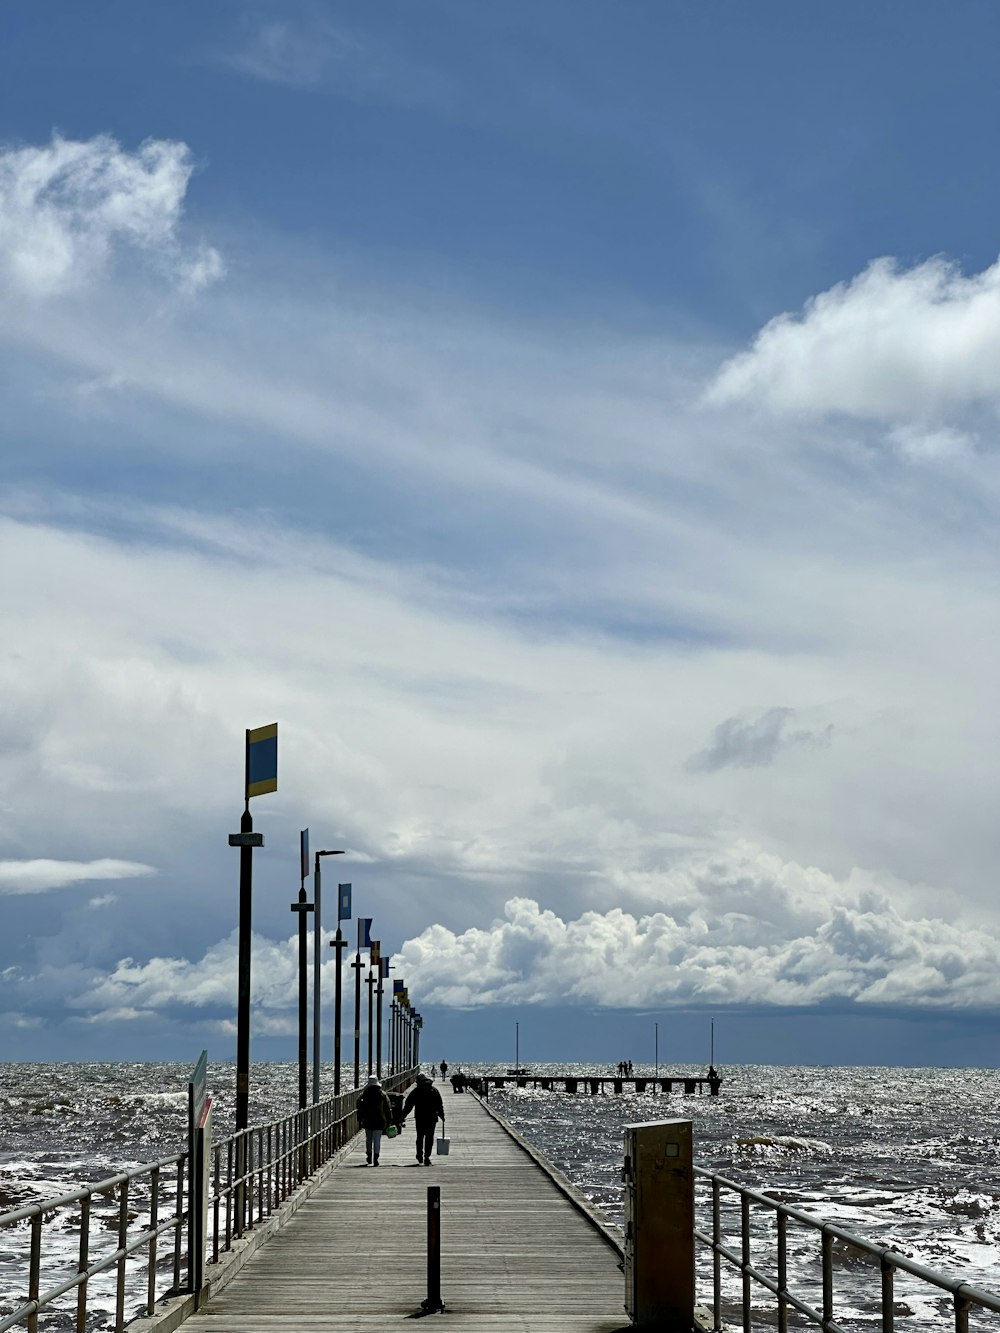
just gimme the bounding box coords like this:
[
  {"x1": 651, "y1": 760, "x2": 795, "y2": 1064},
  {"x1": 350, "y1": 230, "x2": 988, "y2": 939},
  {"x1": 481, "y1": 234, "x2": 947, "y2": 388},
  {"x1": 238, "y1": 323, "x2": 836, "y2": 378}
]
[{"x1": 421, "y1": 1185, "x2": 446, "y2": 1313}]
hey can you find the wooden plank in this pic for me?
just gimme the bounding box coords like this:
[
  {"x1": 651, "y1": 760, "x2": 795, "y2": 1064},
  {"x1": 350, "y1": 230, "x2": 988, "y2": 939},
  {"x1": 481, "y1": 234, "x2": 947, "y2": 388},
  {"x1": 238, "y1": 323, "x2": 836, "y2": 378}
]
[{"x1": 176, "y1": 1085, "x2": 628, "y2": 1332}]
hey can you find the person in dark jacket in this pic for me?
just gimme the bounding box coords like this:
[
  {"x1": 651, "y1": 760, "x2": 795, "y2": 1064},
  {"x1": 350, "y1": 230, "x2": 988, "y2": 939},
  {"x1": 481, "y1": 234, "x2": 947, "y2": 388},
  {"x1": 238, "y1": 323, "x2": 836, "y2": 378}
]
[
  {"x1": 403, "y1": 1072, "x2": 445, "y2": 1165},
  {"x1": 357, "y1": 1075, "x2": 393, "y2": 1166}
]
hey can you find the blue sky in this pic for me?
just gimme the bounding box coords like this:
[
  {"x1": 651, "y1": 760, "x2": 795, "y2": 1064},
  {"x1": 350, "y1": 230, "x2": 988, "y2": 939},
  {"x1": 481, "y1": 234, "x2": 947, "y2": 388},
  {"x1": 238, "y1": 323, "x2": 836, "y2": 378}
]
[{"x1": 2, "y1": 2, "x2": 1000, "y2": 1068}]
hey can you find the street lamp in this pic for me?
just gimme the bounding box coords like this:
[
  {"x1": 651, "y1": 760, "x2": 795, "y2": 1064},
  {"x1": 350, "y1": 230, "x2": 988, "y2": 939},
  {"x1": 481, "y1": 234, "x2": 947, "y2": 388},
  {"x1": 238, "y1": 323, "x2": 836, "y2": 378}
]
[
  {"x1": 314, "y1": 849, "x2": 345, "y2": 1102},
  {"x1": 289, "y1": 880, "x2": 314, "y2": 1110}
]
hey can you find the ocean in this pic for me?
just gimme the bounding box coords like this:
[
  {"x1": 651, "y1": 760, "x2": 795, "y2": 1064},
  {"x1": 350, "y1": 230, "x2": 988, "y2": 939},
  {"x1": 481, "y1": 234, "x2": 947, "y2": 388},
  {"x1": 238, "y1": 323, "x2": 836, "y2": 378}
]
[{"x1": 2, "y1": 1061, "x2": 998, "y2": 1329}]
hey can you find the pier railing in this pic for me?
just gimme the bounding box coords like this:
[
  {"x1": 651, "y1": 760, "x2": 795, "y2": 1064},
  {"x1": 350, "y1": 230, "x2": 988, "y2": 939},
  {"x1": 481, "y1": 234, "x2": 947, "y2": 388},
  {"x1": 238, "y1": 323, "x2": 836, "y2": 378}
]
[
  {"x1": 0, "y1": 1070, "x2": 413, "y2": 1333},
  {"x1": 693, "y1": 1166, "x2": 1000, "y2": 1332}
]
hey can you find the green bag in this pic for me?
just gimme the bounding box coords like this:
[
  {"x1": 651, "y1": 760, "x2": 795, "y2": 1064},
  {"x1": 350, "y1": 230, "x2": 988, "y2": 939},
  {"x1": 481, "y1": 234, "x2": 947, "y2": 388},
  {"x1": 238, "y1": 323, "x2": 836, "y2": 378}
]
[{"x1": 385, "y1": 1124, "x2": 398, "y2": 1138}]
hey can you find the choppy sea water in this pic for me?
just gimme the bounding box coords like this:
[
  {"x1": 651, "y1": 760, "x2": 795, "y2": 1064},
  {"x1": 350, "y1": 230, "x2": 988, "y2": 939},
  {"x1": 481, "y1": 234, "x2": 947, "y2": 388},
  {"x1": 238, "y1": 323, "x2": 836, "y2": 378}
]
[
  {"x1": 2, "y1": 1062, "x2": 999, "y2": 1330},
  {"x1": 484, "y1": 1063, "x2": 1000, "y2": 1330}
]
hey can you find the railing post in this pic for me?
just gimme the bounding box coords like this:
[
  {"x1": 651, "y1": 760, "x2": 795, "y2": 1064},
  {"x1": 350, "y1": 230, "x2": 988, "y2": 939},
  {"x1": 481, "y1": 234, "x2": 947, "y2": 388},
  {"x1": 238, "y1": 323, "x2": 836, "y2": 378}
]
[
  {"x1": 115, "y1": 1178, "x2": 130, "y2": 1332},
  {"x1": 147, "y1": 1165, "x2": 159, "y2": 1315},
  {"x1": 881, "y1": 1253, "x2": 894, "y2": 1333},
  {"x1": 712, "y1": 1178, "x2": 722, "y2": 1332},
  {"x1": 28, "y1": 1211, "x2": 41, "y2": 1333},
  {"x1": 822, "y1": 1227, "x2": 834, "y2": 1329},
  {"x1": 741, "y1": 1194, "x2": 751, "y2": 1333},
  {"x1": 76, "y1": 1194, "x2": 91, "y2": 1333},
  {"x1": 777, "y1": 1210, "x2": 788, "y2": 1333},
  {"x1": 172, "y1": 1157, "x2": 185, "y2": 1293},
  {"x1": 623, "y1": 1118, "x2": 693, "y2": 1330}
]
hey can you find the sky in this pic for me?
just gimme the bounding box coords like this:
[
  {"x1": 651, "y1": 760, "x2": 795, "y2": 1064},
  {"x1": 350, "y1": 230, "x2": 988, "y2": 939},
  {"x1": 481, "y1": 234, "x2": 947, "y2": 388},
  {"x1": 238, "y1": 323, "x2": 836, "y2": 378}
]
[{"x1": 2, "y1": 1, "x2": 1000, "y2": 1069}]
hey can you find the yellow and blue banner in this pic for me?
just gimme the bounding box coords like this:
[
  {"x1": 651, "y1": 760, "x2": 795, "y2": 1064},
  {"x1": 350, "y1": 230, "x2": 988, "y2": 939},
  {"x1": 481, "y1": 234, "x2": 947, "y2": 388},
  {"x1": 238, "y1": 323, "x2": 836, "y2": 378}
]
[
  {"x1": 370, "y1": 940, "x2": 381, "y2": 965},
  {"x1": 358, "y1": 917, "x2": 373, "y2": 950},
  {"x1": 338, "y1": 883, "x2": 352, "y2": 921},
  {"x1": 245, "y1": 724, "x2": 278, "y2": 799}
]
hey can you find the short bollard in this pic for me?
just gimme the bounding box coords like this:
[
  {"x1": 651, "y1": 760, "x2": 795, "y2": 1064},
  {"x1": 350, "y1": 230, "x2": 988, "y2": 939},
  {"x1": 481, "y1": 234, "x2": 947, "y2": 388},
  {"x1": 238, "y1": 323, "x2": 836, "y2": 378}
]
[{"x1": 421, "y1": 1185, "x2": 445, "y2": 1314}]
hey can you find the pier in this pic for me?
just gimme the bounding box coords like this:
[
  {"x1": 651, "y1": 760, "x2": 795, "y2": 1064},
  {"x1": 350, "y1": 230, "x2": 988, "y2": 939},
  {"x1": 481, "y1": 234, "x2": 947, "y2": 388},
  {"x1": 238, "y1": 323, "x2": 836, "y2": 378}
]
[
  {"x1": 474, "y1": 1072, "x2": 721, "y2": 1097},
  {"x1": 146, "y1": 1083, "x2": 627, "y2": 1333}
]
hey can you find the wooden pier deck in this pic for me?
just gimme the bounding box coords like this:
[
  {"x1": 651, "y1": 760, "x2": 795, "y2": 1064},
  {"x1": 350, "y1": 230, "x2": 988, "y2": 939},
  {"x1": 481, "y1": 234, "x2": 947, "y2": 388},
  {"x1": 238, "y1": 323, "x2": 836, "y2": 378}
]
[{"x1": 175, "y1": 1086, "x2": 628, "y2": 1333}]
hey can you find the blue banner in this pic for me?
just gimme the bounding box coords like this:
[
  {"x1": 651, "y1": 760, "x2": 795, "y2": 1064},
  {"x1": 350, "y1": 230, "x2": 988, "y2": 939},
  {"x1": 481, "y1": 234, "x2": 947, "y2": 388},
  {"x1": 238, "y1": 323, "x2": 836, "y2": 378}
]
[
  {"x1": 300, "y1": 829, "x2": 309, "y2": 883},
  {"x1": 393, "y1": 978, "x2": 404, "y2": 995},
  {"x1": 358, "y1": 917, "x2": 373, "y2": 950},
  {"x1": 380, "y1": 956, "x2": 390, "y2": 978},
  {"x1": 245, "y1": 723, "x2": 278, "y2": 799},
  {"x1": 338, "y1": 883, "x2": 352, "y2": 921}
]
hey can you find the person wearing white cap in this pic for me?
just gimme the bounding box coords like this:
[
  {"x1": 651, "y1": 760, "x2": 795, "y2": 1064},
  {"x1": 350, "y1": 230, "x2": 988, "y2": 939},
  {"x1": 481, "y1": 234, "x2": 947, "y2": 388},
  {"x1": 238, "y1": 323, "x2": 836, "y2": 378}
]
[{"x1": 356, "y1": 1075, "x2": 393, "y2": 1166}]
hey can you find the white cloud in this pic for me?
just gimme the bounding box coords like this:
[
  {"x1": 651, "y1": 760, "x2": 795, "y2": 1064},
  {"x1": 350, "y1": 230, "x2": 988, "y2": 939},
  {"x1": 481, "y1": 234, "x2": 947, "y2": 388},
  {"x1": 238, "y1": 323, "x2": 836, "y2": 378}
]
[
  {"x1": 82, "y1": 931, "x2": 302, "y2": 1013},
  {"x1": 0, "y1": 133, "x2": 223, "y2": 298},
  {"x1": 708, "y1": 253, "x2": 1000, "y2": 423},
  {"x1": 0, "y1": 859, "x2": 155, "y2": 896},
  {"x1": 395, "y1": 872, "x2": 1000, "y2": 1011},
  {"x1": 24, "y1": 843, "x2": 998, "y2": 1025}
]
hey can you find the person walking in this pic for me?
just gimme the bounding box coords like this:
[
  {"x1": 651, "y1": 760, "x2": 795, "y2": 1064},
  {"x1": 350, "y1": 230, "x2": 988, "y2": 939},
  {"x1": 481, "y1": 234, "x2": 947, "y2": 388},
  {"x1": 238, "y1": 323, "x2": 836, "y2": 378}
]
[
  {"x1": 403, "y1": 1071, "x2": 445, "y2": 1165},
  {"x1": 357, "y1": 1074, "x2": 393, "y2": 1166},
  {"x1": 439, "y1": 1059, "x2": 448, "y2": 1082}
]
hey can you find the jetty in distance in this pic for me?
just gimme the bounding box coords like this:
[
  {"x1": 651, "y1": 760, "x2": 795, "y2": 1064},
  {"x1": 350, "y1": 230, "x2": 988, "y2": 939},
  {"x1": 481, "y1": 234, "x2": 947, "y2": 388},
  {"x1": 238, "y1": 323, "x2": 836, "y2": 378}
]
[{"x1": 469, "y1": 1069, "x2": 723, "y2": 1096}]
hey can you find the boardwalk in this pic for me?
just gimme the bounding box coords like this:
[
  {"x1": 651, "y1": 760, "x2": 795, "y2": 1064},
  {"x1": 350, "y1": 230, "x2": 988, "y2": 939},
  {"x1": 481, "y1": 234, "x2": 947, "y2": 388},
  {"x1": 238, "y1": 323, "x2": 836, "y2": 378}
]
[{"x1": 176, "y1": 1087, "x2": 628, "y2": 1333}]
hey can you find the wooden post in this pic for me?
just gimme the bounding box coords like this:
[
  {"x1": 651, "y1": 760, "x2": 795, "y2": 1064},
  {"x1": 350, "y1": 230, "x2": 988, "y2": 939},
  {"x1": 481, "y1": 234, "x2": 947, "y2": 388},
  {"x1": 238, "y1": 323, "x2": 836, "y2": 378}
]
[{"x1": 623, "y1": 1118, "x2": 694, "y2": 1330}]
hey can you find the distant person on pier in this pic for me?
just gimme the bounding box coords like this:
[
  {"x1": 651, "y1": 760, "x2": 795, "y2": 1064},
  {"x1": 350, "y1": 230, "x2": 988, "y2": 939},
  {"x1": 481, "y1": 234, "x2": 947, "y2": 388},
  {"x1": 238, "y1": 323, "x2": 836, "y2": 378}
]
[
  {"x1": 439, "y1": 1059, "x2": 448, "y2": 1081},
  {"x1": 357, "y1": 1075, "x2": 393, "y2": 1166},
  {"x1": 404, "y1": 1071, "x2": 446, "y2": 1165}
]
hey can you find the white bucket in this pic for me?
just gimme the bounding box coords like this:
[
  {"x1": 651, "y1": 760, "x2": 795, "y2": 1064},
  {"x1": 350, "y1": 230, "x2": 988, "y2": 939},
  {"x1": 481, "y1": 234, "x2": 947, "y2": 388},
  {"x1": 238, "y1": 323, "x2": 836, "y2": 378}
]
[{"x1": 436, "y1": 1136, "x2": 450, "y2": 1156}]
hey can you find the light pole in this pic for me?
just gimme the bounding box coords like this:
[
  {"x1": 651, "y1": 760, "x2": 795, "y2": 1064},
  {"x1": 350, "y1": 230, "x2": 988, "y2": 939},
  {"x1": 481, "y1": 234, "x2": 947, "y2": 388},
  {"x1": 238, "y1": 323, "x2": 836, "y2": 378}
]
[
  {"x1": 366, "y1": 964, "x2": 376, "y2": 1076},
  {"x1": 352, "y1": 917, "x2": 372, "y2": 1090},
  {"x1": 377, "y1": 957, "x2": 392, "y2": 1078},
  {"x1": 228, "y1": 724, "x2": 275, "y2": 1133},
  {"x1": 329, "y1": 882, "x2": 352, "y2": 1095},
  {"x1": 312, "y1": 849, "x2": 344, "y2": 1102},
  {"x1": 289, "y1": 878, "x2": 314, "y2": 1109}
]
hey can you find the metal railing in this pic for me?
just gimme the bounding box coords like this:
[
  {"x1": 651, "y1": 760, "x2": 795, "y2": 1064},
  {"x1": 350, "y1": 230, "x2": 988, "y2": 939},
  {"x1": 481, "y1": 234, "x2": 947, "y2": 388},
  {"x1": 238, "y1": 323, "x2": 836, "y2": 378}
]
[
  {"x1": 207, "y1": 1071, "x2": 411, "y2": 1259},
  {"x1": 0, "y1": 1154, "x2": 187, "y2": 1333},
  {"x1": 0, "y1": 1069, "x2": 414, "y2": 1332},
  {"x1": 694, "y1": 1166, "x2": 1000, "y2": 1332}
]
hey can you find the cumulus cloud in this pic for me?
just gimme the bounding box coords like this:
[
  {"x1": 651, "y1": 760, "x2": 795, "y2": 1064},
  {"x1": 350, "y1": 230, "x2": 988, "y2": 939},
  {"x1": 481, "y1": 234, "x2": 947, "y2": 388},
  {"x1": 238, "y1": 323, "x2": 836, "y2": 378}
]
[
  {"x1": 396, "y1": 876, "x2": 1000, "y2": 1012},
  {"x1": 10, "y1": 844, "x2": 997, "y2": 1028},
  {"x1": 686, "y1": 708, "x2": 833, "y2": 772},
  {"x1": 81, "y1": 931, "x2": 303, "y2": 1014},
  {"x1": 0, "y1": 133, "x2": 223, "y2": 298},
  {"x1": 0, "y1": 858, "x2": 154, "y2": 895},
  {"x1": 708, "y1": 253, "x2": 1000, "y2": 423}
]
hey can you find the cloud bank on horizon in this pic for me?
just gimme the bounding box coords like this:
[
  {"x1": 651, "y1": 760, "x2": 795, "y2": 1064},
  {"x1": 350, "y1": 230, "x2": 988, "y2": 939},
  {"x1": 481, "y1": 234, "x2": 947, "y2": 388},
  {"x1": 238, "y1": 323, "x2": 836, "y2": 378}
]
[{"x1": 2, "y1": 4, "x2": 1000, "y2": 1057}]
